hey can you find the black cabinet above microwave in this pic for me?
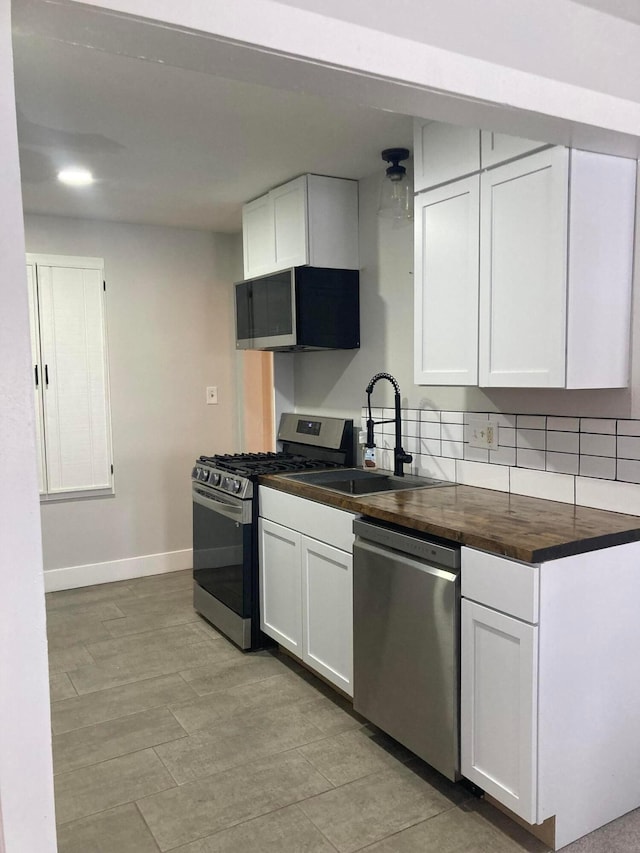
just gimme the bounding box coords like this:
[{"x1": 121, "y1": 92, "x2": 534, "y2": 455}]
[{"x1": 235, "y1": 266, "x2": 360, "y2": 352}]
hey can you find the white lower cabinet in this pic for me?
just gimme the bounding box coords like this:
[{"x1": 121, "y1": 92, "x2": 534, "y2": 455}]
[
  {"x1": 258, "y1": 487, "x2": 355, "y2": 696},
  {"x1": 259, "y1": 518, "x2": 302, "y2": 656},
  {"x1": 301, "y1": 536, "x2": 353, "y2": 694},
  {"x1": 461, "y1": 599, "x2": 538, "y2": 823}
]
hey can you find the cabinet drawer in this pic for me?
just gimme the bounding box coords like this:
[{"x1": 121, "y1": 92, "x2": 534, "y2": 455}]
[
  {"x1": 259, "y1": 487, "x2": 355, "y2": 552},
  {"x1": 462, "y1": 547, "x2": 539, "y2": 623}
]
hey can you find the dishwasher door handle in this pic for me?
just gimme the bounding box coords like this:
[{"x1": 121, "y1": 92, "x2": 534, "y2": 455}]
[{"x1": 354, "y1": 537, "x2": 459, "y2": 583}]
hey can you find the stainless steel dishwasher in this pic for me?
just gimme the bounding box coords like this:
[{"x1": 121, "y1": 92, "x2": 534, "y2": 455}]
[{"x1": 353, "y1": 517, "x2": 460, "y2": 781}]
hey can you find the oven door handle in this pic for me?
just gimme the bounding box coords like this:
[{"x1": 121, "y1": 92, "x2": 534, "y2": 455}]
[{"x1": 192, "y1": 487, "x2": 245, "y2": 522}]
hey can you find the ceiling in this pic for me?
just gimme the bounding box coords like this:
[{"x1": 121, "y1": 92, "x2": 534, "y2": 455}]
[{"x1": 11, "y1": 4, "x2": 413, "y2": 233}]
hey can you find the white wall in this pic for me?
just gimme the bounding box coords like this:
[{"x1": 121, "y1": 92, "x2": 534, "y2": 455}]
[
  {"x1": 0, "y1": 1, "x2": 57, "y2": 849},
  {"x1": 293, "y1": 171, "x2": 640, "y2": 420},
  {"x1": 71, "y1": 0, "x2": 640, "y2": 154},
  {"x1": 25, "y1": 215, "x2": 239, "y2": 582}
]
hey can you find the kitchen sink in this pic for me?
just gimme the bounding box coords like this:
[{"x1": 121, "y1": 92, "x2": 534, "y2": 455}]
[{"x1": 281, "y1": 467, "x2": 454, "y2": 496}]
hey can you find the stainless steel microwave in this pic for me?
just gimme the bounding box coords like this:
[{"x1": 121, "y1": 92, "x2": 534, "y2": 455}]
[{"x1": 234, "y1": 266, "x2": 360, "y2": 352}]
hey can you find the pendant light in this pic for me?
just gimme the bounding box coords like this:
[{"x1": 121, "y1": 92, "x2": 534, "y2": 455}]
[{"x1": 377, "y1": 147, "x2": 412, "y2": 221}]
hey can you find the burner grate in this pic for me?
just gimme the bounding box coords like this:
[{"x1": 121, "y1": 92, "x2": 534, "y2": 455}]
[{"x1": 198, "y1": 452, "x2": 342, "y2": 478}]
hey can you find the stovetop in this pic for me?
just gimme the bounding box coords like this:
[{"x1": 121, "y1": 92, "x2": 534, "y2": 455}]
[
  {"x1": 192, "y1": 414, "x2": 354, "y2": 500},
  {"x1": 192, "y1": 452, "x2": 341, "y2": 500},
  {"x1": 199, "y1": 452, "x2": 340, "y2": 477}
]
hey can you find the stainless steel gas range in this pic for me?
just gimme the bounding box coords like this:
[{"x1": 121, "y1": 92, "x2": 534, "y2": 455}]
[{"x1": 191, "y1": 413, "x2": 354, "y2": 650}]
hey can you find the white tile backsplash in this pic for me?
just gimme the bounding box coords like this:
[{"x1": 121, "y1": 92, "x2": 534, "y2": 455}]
[
  {"x1": 441, "y1": 440, "x2": 464, "y2": 459},
  {"x1": 617, "y1": 436, "x2": 640, "y2": 461},
  {"x1": 511, "y1": 467, "x2": 575, "y2": 504},
  {"x1": 499, "y1": 427, "x2": 516, "y2": 447},
  {"x1": 517, "y1": 448, "x2": 546, "y2": 470},
  {"x1": 576, "y1": 477, "x2": 640, "y2": 515},
  {"x1": 517, "y1": 415, "x2": 546, "y2": 429},
  {"x1": 489, "y1": 446, "x2": 516, "y2": 466},
  {"x1": 464, "y1": 445, "x2": 489, "y2": 463},
  {"x1": 547, "y1": 431, "x2": 579, "y2": 454},
  {"x1": 546, "y1": 451, "x2": 579, "y2": 475},
  {"x1": 414, "y1": 454, "x2": 456, "y2": 482},
  {"x1": 420, "y1": 422, "x2": 441, "y2": 440},
  {"x1": 404, "y1": 420, "x2": 421, "y2": 438},
  {"x1": 580, "y1": 418, "x2": 616, "y2": 434},
  {"x1": 616, "y1": 459, "x2": 640, "y2": 484},
  {"x1": 517, "y1": 429, "x2": 546, "y2": 451},
  {"x1": 579, "y1": 455, "x2": 616, "y2": 480},
  {"x1": 420, "y1": 437, "x2": 442, "y2": 456},
  {"x1": 493, "y1": 414, "x2": 517, "y2": 428},
  {"x1": 442, "y1": 423, "x2": 464, "y2": 442},
  {"x1": 617, "y1": 420, "x2": 640, "y2": 437},
  {"x1": 455, "y1": 459, "x2": 510, "y2": 492},
  {"x1": 580, "y1": 433, "x2": 616, "y2": 457},
  {"x1": 361, "y1": 406, "x2": 640, "y2": 514},
  {"x1": 546, "y1": 416, "x2": 580, "y2": 432}
]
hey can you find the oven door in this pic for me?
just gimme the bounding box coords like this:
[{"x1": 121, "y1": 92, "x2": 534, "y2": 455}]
[{"x1": 192, "y1": 482, "x2": 253, "y2": 646}]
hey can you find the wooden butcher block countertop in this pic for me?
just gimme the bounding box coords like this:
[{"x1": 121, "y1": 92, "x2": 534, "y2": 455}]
[{"x1": 259, "y1": 474, "x2": 640, "y2": 563}]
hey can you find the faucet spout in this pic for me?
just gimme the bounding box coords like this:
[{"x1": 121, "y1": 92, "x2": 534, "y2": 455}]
[{"x1": 365, "y1": 373, "x2": 413, "y2": 477}]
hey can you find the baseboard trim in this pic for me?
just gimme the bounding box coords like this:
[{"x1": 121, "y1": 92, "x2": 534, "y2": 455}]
[{"x1": 43, "y1": 549, "x2": 193, "y2": 592}]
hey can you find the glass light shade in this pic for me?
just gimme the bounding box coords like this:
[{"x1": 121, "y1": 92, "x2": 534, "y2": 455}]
[
  {"x1": 377, "y1": 172, "x2": 412, "y2": 221},
  {"x1": 57, "y1": 168, "x2": 94, "y2": 186}
]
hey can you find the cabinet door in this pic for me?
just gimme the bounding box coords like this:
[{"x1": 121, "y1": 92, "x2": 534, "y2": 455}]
[
  {"x1": 413, "y1": 119, "x2": 480, "y2": 192},
  {"x1": 242, "y1": 194, "x2": 275, "y2": 278},
  {"x1": 26, "y1": 262, "x2": 46, "y2": 494},
  {"x1": 480, "y1": 131, "x2": 547, "y2": 168},
  {"x1": 301, "y1": 536, "x2": 353, "y2": 696},
  {"x1": 479, "y1": 147, "x2": 569, "y2": 387},
  {"x1": 414, "y1": 176, "x2": 479, "y2": 385},
  {"x1": 272, "y1": 176, "x2": 308, "y2": 270},
  {"x1": 461, "y1": 599, "x2": 538, "y2": 823},
  {"x1": 37, "y1": 263, "x2": 112, "y2": 493},
  {"x1": 259, "y1": 518, "x2": 302, "y2": 655}
]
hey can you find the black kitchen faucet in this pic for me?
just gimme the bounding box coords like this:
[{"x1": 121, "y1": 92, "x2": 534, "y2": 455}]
[{"x1": 365, "y1": 372, "x2": 413, "y2": 476}]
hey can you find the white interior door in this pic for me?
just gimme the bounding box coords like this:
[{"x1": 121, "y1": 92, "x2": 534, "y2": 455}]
[
  {"x1": 37, "y1": 263, "x2": 112, "y2": 493},
  {"x1": 26, "y1": 262, "x2": 46, "y2": 494}
]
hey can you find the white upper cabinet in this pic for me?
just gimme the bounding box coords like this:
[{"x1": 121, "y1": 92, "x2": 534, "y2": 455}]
[
  {"x1": 413, "y1": 119, "x2": 480, "y2": 192},
  {"x1": 242, "y1": 174, "x2": 358, "y2": 279},
  {"x1": 479, "y1": 147, "x2": 636, "y2": 388},
  {"x1": 413, "y1": 120, "x2": 637, "y2": 389},
  {"x1": 479, "y1": 147, "x2": 569, "y2": 388},
  {"x1": 242, "y1": 194, "x2": 275, "y2": 279},
  {"x1": 480, "y1": 130, "x2": 547, "y2": 169},
  {"x1": 414, "y1": 176, "x2": 480, "y2": 386},
  {"x1": 271, "y1": 176, "x2": 308, "y2": 271}
]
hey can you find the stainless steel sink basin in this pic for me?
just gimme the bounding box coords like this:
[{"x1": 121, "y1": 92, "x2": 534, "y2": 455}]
[{"x1": 282, "y1": 468, "x2": 454, "y2": 496}]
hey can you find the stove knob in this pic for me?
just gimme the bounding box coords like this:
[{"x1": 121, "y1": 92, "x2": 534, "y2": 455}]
[
  {"x1": 211, "y1": 472, "x2": 221, "y2": 486},
  {"x1": 191, "y1": 466, "x2": 199, "y2": 480},
  {"x1": 230, "y1": 479, "x2": 242, "y2": 494},
  {"x1": 199, "y1": 468, "x2": 208, "y2": 482}
]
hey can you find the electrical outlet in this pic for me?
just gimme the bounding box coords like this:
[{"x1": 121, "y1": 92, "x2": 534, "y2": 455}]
[
  {"x1": 206, "y1": 386, "x2": 218, "y2": 405},
  {"x1": 468, "y1": 414, "x2": 498, "y2": 450}
]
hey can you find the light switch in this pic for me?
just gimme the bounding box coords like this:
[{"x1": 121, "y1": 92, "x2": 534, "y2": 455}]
[{"x1": 206, "y1": 386, "x2": 218, "y2": 405}]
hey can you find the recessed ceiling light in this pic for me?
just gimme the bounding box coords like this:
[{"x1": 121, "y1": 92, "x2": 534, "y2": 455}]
[{"x1": 57, "y1": 168, "x2": 94, "y2": 186}]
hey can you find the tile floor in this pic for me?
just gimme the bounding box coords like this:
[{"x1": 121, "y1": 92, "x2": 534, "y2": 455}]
[{"x1": 47, "y1": 570, "x2": 640, "y2": 852}]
